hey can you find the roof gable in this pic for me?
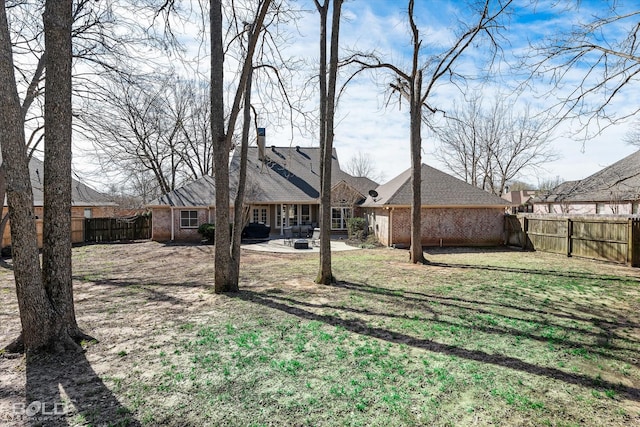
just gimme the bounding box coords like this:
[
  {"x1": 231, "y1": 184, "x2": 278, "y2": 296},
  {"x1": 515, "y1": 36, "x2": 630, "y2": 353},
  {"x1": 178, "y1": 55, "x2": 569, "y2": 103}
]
[{"x1": 363, "y1": 164, "x2": 509, "y2": 207}]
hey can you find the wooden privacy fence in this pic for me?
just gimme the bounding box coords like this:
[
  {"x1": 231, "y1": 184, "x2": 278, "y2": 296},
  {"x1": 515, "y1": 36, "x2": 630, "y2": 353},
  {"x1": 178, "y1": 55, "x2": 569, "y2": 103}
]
[
  {"x1": 505, "y1": 214, "x2": 640, "y2": 266},
  {"x1": 1, "y1": 218, "x2": 85, "y2": 248},
  {"x1": 84, "y1": 216, "x2": 151, "y2": 243}
]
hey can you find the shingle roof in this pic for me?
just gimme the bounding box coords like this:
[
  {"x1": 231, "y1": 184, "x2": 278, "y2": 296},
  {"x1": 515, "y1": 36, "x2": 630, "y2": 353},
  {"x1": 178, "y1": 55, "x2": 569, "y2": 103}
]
[
  {"x1": 362, "y1": 163, "x2": 510, "y2": 207},
  {"x1": 148, "y1": 146, "x2": 377, "y2": 207},
  {"x1": 236, "y1": 145, "x2": 379, "y2": 203},
  {"x1": 3, "y1": 157, "x2": 116, "y2": 207},
  {"x1": 536, "y1": 150, "x2": 640, "y2": 203},
  {"x1": 147, "y1": 175, "x2": 217, "y2": 207}
]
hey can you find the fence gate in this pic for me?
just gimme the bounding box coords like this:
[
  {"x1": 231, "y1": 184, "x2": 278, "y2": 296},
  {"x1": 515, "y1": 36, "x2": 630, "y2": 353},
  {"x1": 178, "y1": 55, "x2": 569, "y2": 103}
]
[{"x1": 84, "y1": 216, "x2": 151, "y2": 243}]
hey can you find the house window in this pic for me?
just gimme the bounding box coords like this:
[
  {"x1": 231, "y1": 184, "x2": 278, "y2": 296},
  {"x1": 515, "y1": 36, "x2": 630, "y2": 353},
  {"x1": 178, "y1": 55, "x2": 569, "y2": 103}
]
[
  {"x1": 331, "y1": 207, "x2": 352, "y2": 230},
  {"x1": 252, "y1": 206, "x2": 268, "y2": 224},
  {"x1": 84, "y1": 208, "x2": 92, "y2": 219},
  {"x1": 277, "y1": 204, "x2": 299, "y2": 227},
  {"x1": 288, "y1": 204, "x2": 298, "y2": 226},
  {"x1": 301, "y1": 205, "x2": 311, "y2": 225},
  {"x1": 596, "y1": 203, "x2": 605, "y2": 214},
  {"x1": 180, "y1": 210, "x2": 199, "y2": 228},
  {"x1": 633, "y1": 202, "x2": 639, "y2": 215}
]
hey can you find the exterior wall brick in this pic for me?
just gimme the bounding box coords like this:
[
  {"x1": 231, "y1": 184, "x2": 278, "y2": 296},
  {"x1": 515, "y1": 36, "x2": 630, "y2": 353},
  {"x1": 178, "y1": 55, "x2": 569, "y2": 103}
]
[
  {"x1": 369, "y1": 207, "x2": 504, "y2": 246},
  {"x1": 151, "y1": 207, "x2": 216, "y2": 242},
  {"x1": 151, "y1": 208, "x2": 173, "y2": 241}
]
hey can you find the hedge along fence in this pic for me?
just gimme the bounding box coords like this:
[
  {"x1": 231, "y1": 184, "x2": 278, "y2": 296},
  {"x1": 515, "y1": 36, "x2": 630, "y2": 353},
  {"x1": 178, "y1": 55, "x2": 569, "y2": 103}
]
[{"x1": 505, "y1": 214, "x2": 640, "y2": 266}]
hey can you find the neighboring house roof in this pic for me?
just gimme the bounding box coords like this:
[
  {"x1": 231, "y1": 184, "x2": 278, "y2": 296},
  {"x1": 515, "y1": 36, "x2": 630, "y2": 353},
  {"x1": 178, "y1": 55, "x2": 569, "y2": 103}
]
[
  {"x1": 3, "y1": 157, "x2": 116, "y2": 207},
  {"x1": 502, "y1": 190, "x2": 536, "y2": 205},
  {"x1": 148, "y1": 146, "x2": 378, "y2": 207},
  {"x1": 147, "y1": 175, "x2": 217, "y2": 207},
  {"x1": 362, "y1": 163, "x2": 510, "y2": 207},
  {"x1": 536, "y1": 150, "x2": 640, "y2": 203}
]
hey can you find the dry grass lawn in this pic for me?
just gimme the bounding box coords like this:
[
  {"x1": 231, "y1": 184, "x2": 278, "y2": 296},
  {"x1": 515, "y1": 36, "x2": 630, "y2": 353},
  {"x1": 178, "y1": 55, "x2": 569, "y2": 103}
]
[{"x1": 1, "y1": 241, "x2": 640, "y2": 426}]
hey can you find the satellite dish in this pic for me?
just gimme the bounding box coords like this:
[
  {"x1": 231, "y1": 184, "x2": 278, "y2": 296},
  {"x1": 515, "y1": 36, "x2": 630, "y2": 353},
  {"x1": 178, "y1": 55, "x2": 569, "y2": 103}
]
[{"x1": 368, "y1": 189, "x2": 379, "y2": 198}]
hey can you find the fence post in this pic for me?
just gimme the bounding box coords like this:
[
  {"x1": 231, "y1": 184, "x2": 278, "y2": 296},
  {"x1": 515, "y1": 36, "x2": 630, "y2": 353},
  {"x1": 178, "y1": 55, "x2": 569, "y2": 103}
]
[
  {"x1": 566, "y1": 218, "x2": 572, "y2": 257},
  {"x1": 628, "y1": 218, "x2": 634, "y2": 266},
  {"x1": 634, "y1": 219, "x2": 640, "y2": 268},
  {"x1": 522, "y1": 216, "x2": 528, "y2": 250}
]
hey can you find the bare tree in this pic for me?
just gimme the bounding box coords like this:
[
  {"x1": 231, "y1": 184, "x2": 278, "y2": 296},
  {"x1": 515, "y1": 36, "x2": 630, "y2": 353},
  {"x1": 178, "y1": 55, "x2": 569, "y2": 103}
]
[
  {"x1": 528, "y1": 3, "x2": 640, "y2": 135},
  {"x1": 315, "y1": 0, "x2": 343, "y2": 285},
  {"x1": 344, "y1": 151, "x2": 384, "y2": 183},
  {"x1": 83, "y1": 75, "x2": 208, "y2": 199},
  {"x1": 344, "y1": 0, "x2": 512, "y2": 263},
  {"x1": 1, "y1": 0, "x2": 90, "y2": 353},
  {"x1": 433, "y1": 94, "x2": 557, "y2": 196},
  {"x1": 211, "y1": 0, "x2": 272, "y2": 293}
]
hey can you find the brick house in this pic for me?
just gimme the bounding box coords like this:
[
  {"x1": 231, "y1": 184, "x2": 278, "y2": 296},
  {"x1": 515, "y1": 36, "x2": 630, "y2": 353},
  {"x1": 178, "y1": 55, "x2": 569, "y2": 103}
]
[
  {"x1": 533, "y1": 150, "x2": 640, "y2": 215},
  {"x1": 362, "y1": 164, "x2": 510, "y2": 247},
  {"x1": 147, "y1": 146, "x2": 377, "y2": 242},
  {"x1": 2, "y1": 157, "x2": 118, "y2": 247}
]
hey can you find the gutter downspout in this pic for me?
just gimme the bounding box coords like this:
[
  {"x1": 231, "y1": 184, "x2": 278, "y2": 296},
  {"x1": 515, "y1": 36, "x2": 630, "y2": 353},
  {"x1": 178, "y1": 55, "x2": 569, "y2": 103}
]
[{"x1": 389, "y1": 207, "x2": 393, "y2": 246}]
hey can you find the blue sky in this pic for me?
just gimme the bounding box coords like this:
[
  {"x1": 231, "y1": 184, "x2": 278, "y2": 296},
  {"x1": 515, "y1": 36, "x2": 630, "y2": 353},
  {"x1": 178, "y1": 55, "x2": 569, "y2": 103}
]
[
  {"x1": 265, "y1": 0, "x2": 640, "y2": 186},
  {"x1": 68, "y1": 0, "x2": 639, "y2": 189}
]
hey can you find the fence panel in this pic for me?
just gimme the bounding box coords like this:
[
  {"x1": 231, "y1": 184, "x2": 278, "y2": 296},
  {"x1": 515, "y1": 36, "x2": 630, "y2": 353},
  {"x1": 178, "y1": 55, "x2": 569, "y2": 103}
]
[
  {"x1": 571, "y1": 220, "x2": 628, "y2": 263},
  {"x1": 84, "y1": 216, "x2": 151, "y2": 243},
  {"x1": 526, "y1": 217, "x2": 567, "y2": 254},
  {"x1": 505, "y1": 214, "x2": 640, "y2": 266}
]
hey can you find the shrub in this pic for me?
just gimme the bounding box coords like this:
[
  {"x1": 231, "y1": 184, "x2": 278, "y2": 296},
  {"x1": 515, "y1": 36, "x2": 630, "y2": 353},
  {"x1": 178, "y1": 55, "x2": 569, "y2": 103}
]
[
  {"x1": 198, "y1": 223, "x2": 215, "y2": 243},
  {"x1": 347, "y1": 217, "x2": 367, "y2": 241}
]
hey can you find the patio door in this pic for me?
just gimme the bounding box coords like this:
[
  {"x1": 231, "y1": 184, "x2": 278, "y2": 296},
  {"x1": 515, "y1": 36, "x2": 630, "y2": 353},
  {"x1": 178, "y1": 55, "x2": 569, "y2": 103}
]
[
  {"x1": 251, "y1": 206, "x2": 269, "y2": 225},
  {"x1": 331, "y1": 207, "x2": 352, "y2": 230}
]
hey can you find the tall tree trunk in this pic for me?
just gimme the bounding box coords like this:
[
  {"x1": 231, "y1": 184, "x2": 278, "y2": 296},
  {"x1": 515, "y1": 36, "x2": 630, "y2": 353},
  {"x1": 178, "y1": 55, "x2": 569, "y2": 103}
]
[
  {"x1": 316, "y1": 0, "x2": 342, "y2": 285},
  {"x1": 0, "y1": 0, "x2": 58, "y2": 352},
  {"x1": 409, "y1": 73, "x2": 425, "y2": 264},
  {"x1": 211, "y1": 0, "x2": 271, "y2": 293},
  {"x1": 230, "y1": 65, "x2": 253, "y2": 286},
  {"x1": 210, "y1": 0, "x2": 232, "y2": 293},
  {"x1": 43, "y1": 0, "x2": 81, "y2": 338},
  {"x1": 408, "y1": 0, "x2": 425, "y2": 264}
]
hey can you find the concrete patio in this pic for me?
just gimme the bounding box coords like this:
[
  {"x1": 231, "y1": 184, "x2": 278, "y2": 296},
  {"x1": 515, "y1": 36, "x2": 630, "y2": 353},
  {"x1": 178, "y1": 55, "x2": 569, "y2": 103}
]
[{"x1": 242, "y1": 237, "x2": 360, "y2": 253}]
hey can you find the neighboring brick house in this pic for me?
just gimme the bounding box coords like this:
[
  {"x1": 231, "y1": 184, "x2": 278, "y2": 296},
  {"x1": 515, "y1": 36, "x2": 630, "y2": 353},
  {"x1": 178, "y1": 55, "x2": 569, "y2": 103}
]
[
  {"x1": 533, "y1": 150, "x2": 640, "y2": 215},
  {"x1": 147, "y1": 146, "x2": 377, "y2": 242},
  {"x1": 502, "y1": 190, "x2": 536, "y2": 213},
  {"x1": 362, "y1": 164, "x2": 510, "y2": 247},
  {"x1": 2, "y1": 157, "x2": 118, "y2": 247}
]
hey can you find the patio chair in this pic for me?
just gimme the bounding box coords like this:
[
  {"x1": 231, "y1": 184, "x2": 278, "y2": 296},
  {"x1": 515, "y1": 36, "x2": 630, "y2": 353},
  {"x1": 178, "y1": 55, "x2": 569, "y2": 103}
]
[
  {"x1": 283, "y1": 227, "x2": 293, "y2": 246},
  {"x1": 310, "y1": 228, "x2": 320, "y2": 247}
]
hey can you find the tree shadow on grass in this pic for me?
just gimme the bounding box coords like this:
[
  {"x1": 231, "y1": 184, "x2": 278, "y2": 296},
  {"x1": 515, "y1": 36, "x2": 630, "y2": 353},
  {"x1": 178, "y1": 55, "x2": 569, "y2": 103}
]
[
  {"x1": 261, "y1": 291, "x2": 639, "y2": 366},
  {"x1": 425, "y1": 260, "x2": 640, "y2": 283},
  {"x1": 333, "y1": 280, "x2": 640, "y2": 330},
  {"x1": 232, "y1": 289, "x2": 640, "y2": 402},
  {"x1": 20, "y1": 350, "x2": 140, "y2": 426}
]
